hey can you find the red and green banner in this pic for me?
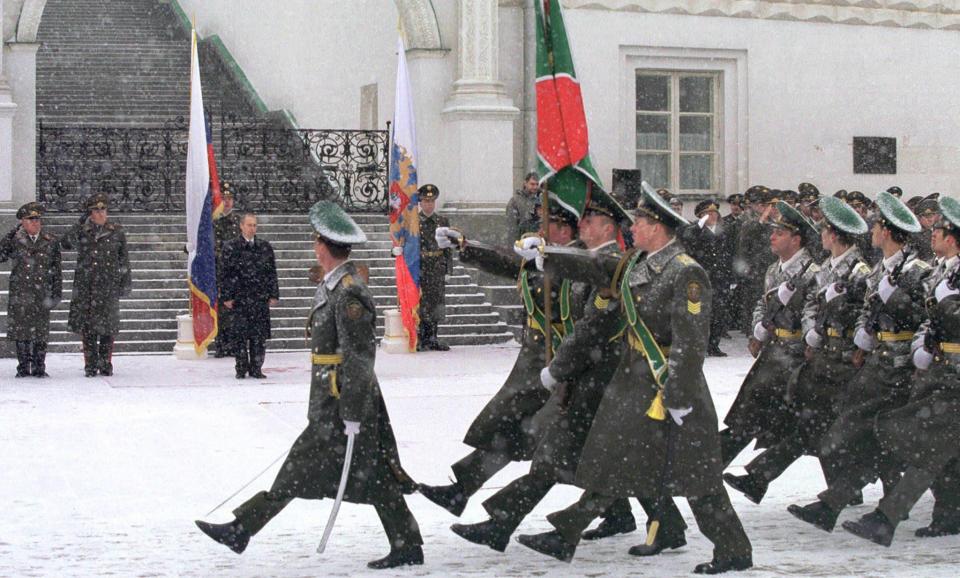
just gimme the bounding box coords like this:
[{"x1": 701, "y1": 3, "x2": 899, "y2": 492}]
[{"x1": 534, "y1": 0, "x2": 603, "y2": 218}]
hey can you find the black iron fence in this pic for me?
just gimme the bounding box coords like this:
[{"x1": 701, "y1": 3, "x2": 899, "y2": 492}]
[{"x1": 37, "y1": 117, "x2": 390, "y2": 213}]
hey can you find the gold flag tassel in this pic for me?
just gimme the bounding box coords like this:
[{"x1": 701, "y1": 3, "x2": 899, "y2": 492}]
[{"x1": 646, "y1": 389, "x2": 667, "y2": 421}]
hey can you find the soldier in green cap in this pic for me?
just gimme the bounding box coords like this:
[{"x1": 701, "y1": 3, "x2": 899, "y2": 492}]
[
  {"x1": 841, "y1": 195, "x2": 960, "y2": 546},
  {"x1": 59, "y1": 193, "x2": 131, "y2": 377},
  {"x1": 413, "y1": 183, "x2": 453, "y2": 351},
  {"x1": 910, "y1": 192, "x2": 940, "y2": 263},
  {"x1": 724, "y1": 197, "x2": 872, "y2": 504},
  {"x1": 720, "y1": 201, "x2": 820, "y2": 467},
  {"x1": 195, "y1": 201, "x2": 423, "y2": 570},
  {"x1": 212, "y1": 183, "x2": 242, "y2": 358},
  {"x1": 788, "y1": 190, "x2": 931, "y2": 534},
  {"x1": 1, "y1": 202, "x2": 63, "y2": 378}
]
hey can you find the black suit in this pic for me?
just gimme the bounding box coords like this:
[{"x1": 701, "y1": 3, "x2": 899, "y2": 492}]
[{"x1": 220, "y1": 236, "x2": 279, "y2": 376}]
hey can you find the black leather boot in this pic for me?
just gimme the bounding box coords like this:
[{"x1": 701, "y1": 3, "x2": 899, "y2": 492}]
[
  {"x1": 787, "y1": 501, "x2": 839, "y2": 532},
  {"x1": 628, "y1": 531, "x2": 686, "y2": 556},
  {"x1": 693, "y1": 555, "x2": 753, "y2": 574},
  {"x1": 581, "y1": 512, "x2": 638, "y2": 540},
  {"x1": 842, "y1": 510, "x2": 896, "y2": 547},
  {"x1": 82, "y1": 334, "x2": 99, "y2": 377},
  {"x1": 15, "y1": 341, "x2": 32, "y2": 377},
  {"x1": 450, "y1": 518, "x2": 511, "y2": 552},
  {"x1": 195, "y1": 519, "x2": 250, "y2": 554},
  {"x1": 916, "y1": 521, "x2": 960, "y2": 538},
  {"x1": 515, "y1": 531, "x2": 576, "y2": 562},
  {"x1": 97, "y1": 336, "x2": 114, "y2": 376},
  {"x1": 418, "y1": 482, "x2": 467, "y2": 516},
  {"x1": 32, "y1": 341, "x2": 49, "y2": 377},
  {"x1": 723, "y1": 472, "x2": 768, "y2": 504},
  {"x1": 367, "y1": 545, "x2": 424, "y2": 569}
]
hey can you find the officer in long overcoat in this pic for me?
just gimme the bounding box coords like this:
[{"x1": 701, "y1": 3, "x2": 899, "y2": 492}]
[
  {"x1": 447, "y1": 197, "x2": 638, "y2": 552},
  {"x1": 415, "y1": 184, "x2": 453, "y2": 351},
  {"x1": 517, "y1": 186, "x2": 752, "y2": 575},
  {"x1": 842, "y1": 196, "x2": 960, "y2": 546},
  {"x1": 58, "y1": 193, "x2": 131, "y2": 377},
  {"x1": 1, "y1": 202, "x2": 62, "y2": 377},
  {"x1": 220, "y1": 212, "x2": 279, "y2": 379},
  {"x1": 788, "y1": 191, "x2": 931, "y2": 533},
  {"x1": 735, "y1": 186, "x2": 777, "y2": 333},
  {"x1": 720, "y1": 201, "x2": 820, "y2": 465},
  {"x1": 212, "y1": 184, "x2": 242, "y2": 357},
  {"x1": 724, "y1": 197, "x2": 871, "y2": 504},
  {"x1": 195, "y1": 201, "x2": 423, "y2": 570}
]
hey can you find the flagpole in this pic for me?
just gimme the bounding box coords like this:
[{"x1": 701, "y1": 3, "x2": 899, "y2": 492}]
[{"x1": 542, "y1": 186, "x2": 552, "y2": 365}]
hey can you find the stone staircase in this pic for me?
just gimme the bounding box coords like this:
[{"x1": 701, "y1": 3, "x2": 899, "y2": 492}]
[{"x1": 0, "y1": 214, "x2": 514, "y2": 353}]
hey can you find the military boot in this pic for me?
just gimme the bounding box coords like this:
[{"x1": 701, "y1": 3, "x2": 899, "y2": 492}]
[
  {"x1": 450, "y1": 519, "x2": 511, "y2": 552},
  {"x1": 516, "y1": 530, "x2": 576, "y2": 563},
  {"x1": 366, "y1": 545, "x2": 424, "y2": 569},
  {"x1": 581, "y1": 512, "x2": 637, "y2": 540},
  {"x1": 787, "y1": 501, "x2": 839, "y2": 532},
  {"x1": 842, "y1": 510, "x2": 895, "y2": 547},
  {"x1": 723, "y1": 472, "x2": 768, "y2": 504},
  {"x1": 97, "y1": 337, "x2": 114, "y2": 376},
  {"x1": 15, "y1": 341, "x2": 32, "y2": 378},
  {"x1": 916, "y1": 521, "x2": 960, "y2": 538},
  {"x1": 693, "y1": 555, "x2": 753, "y2": 574},
  {"x1": 82, "y1": 334, "x2": 99, "y2": 377},
  {"x1": 32, "y1": 341, "x2": 49, "y2": 377},
  {"x1": 628, "y1": 531, "x2": 686, "y2": 556},
  {"x1": 418, "y1": 481, "x2": 467, "y2": 516},
  {"x1": 195, "y1": 519, "x2": 250, "y2": 554}
]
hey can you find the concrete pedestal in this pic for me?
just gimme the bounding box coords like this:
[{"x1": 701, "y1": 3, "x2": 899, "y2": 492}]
[
  {"x1": 173, "y1": 313, "x2": 208, "y2": 360},
  {"x1": 381, "y1": 308, "x2": 413, "y2": 354}
]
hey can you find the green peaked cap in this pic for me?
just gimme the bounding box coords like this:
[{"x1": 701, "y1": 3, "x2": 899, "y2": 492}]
[
  {"x1": 876, "y1": 190, "x2": 921, "y2": 234},
  {"x1": 937, "y1": 196, "x2": 960, "y2": 230},
  {"x1": 633, "y1": 181, "x2": 688, "y2": 228},
  {"x1": 772, "y1": 200, "x2": 817, "y2": 238},
  {"x1": 309, "y1": 200, "x2": 367, "y2": 245},
  {"x1": 819, "y1": 196, "x2": 868, "y2": 235}
]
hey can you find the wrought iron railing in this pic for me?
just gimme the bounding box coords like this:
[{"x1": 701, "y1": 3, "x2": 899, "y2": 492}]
[{"x1": 37, "y1": 117, "x2": 390, "y2": 213}]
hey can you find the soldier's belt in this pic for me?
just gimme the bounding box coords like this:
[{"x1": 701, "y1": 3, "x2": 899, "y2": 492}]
[
  {"x1": 877, "y1": 331, "x2": 914, "y2": 342},
  {"x1": 422, "y1": 250, "x2": 445, "y2": 257},
  {"x1": 312, "y1": 353, "x2": 342, "y2": 398},
  {"x1": 774, "y1": 328, "x2": 802, "y2": 340},
  {"x1": 940, "y1": 342, "x2": 960, "y2": 354}
]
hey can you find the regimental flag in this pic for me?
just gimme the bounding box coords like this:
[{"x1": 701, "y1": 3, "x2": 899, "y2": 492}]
[
  {"x1": 534, "y1": 0, "x2": 604, "y2": 217},
  {"x1": 388, "y1": 35, "x2": 421, "y2": 352},
  {"x1": 185, "y1": 27, "x2": 218, "y2": 353}
]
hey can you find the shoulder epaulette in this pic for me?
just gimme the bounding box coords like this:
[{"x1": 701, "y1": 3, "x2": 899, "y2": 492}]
[
  {"x1": 854, "y1": 262, "x2": 871, "y2": 276},
  {"x1": 676, "y1": 253, "x2": 695, "y2": 266},
  {"x1": 906, "y1": 258, "x2": 931, "y2": 271},
  {"x1": 341, "y1": 274, "x2": 355, "y2": 288}
]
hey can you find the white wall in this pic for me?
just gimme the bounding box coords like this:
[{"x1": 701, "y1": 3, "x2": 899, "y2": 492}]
[{"x1": 558, "y1": 9, "x2": 960, "y2": 197}]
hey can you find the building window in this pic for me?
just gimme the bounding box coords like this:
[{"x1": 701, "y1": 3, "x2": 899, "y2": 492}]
[
  {"x1": 853, "y1": 137, "x2": 896, "y2": 174},
  {"x1": 635, "y1": 72, "x2": 720, "y2": 193}
]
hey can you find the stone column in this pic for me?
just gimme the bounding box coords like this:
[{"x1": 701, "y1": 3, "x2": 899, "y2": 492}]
[
  {"x1": 0, "y1": 0, "x2": 19, "y2": 207},
  {"x1": 441, "y1": 0, "x2": 518, "y2": 208}
]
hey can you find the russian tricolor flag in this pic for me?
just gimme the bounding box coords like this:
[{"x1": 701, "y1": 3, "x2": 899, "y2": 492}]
[{"x1": 185, "y1": 27, "x2": 218, "y2": 353}]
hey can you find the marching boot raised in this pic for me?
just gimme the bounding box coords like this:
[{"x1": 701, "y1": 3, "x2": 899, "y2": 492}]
[
  {"x1": 515, "y1": 530, "x2": 576, "y2": 563},
  {"x1": 628, "y1": 531, "x2": 686, "y2": 557},
  {"x1": 581, "y1": 511, "x2": 637, "y2": 540},
  {"x1": 450, "y1": 519, "x2": 511, "y2": 552},
  {"x1": 787, "y1": 501, "x2": 839, "y2": 532},
  {"x1": 842, "y1": 510, "x2": 895, "y2": 547},
  {"x1": 418, "y1": 481, "x2": 468, "y2": 516},
  {"x1": 723, "y1": 472, "x2": 768, "y2": 504},
  {"x1": 194, "y1": 519, "x2": 250, "y2": 554}
]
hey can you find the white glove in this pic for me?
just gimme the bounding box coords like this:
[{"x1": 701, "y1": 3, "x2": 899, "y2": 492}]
[
  {"x1": 936, "y1": 279, "x2": 960, "y2": 302},
  {"x1": 777, "y1": 282, "x2": 797, "y2": 306},
  {"x1": 698, "y1": 215, "x2": 709, "y2": 229},
  {"x1": 343, "y1": 420, "x2": 361, "y2": 436},
  {"x1": 390, "y1": 246, "x2": 403, "y2": 257},
  {"x1": 913, "y1": 347, "x2": 934, "y2": 370},
  {"x1": 514, "y1": 236, "x2": 544, "y2": 261},
  {"x1": 805, "y1": 329, "x2": 823, "y2": 348},
  {"x1": 668, "y1": 407, "x2": 693, "y2": 426},
  {"x1": 911, "y1": 335, "x2": 925, "y2": 354},
  {"x1": 434, "y1": 227, "x2": 452, "y2": 249},
  {"x1": 540, "y1": 366, "x2": 558, "y2": 392},
  {"x1": 878, "y1": 275, "x2": 897, "y2": 304},
  {"x1": 824, "y1": 282, "x2": 845, "y2": 303},
  {"x1": 854, "y1": 327, "x2": 877, "y2": 352},
  {"x1": 753, "y1": 322, "x2": 770, "y2": 342}
]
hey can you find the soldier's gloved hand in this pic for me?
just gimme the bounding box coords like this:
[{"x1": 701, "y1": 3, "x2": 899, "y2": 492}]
[
  {"x1": 539, "y1": 366, "x2": 558, "y2": 393},
  {"x1": 697, "y1": 215, "x2": 709, "y2": 229},
  {"x1": 854, "y1": 327, "x2": 878, "y2": 352},
  {"x1": 936, "y1": 278, "x2": 960, "y2": 302},
  {"x1": 667, "y1": 406, "x2": 693, "y2": 426},
  {"x1": 911, "y1": 335, "x2": 925, "y2": 354},
  {"x1": 753, "y1": 322, "x2": 770, "y2": 343},
  {"x1": 805, "y1": 329, "x2": 823, "y2": 348},
  {"x1": 878, "y1": 275, "x2": 897, "y2": 303},
  {"x1": 514, "y1": 236, "x2": 543, "y2": 262},
  {"x1": 343, "y1": 420, "x2": 361, "y2": 436},
  {"x1": 390, "y1": 246, "x2": 403, "y2": 257},
  {"x1": 913, "y1": 347, "x2": 934, "y2": 370},
  {"x1": 824, "y1": 282, "x2": 845, "y2": 303},
  {"x1": 78, "y1": 212, "x2": 89, "y2": 225},
  {"x1": 777, "y1": 282, "x2": 797, "y2": 305}
]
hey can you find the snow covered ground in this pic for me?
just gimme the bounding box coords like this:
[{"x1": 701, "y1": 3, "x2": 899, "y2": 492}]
[{"x1": 1, "y1": 338, "x2": 954, "y2": 577}]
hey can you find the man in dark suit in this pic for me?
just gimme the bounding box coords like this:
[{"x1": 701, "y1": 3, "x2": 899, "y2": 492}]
[{"x1": 220, "y1": 213, "x2": 279, "y2": 379}]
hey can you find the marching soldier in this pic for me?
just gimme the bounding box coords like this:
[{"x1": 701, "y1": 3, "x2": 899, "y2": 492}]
[
  {"x1": 195, "y1": 201, "x2": 423, "y2": 569},
  {"x1": 59, "y1": 193, "x2": 131, "y2": 377},
  {"x1": 213, "y1": 183, "x2": 242, "y2": 358},
  {"x1": 447, "y1": 197, "x2": 637, "y2": 552},
  {"x1": 517, "y1": 186, "x2": 752, "y2": 574},
  {"x1": 723, "y1": 193, "x2": 746, "y2": 334},
  {"x1": 720, "y1": 201, "x2": 820, "y2": 467},
  {"x1": 842, "y1": 196, "x2": 960, "y2": 545},
  {"x1": 1, "y1": 202, "x2": 62, "y2": 378},
  {"x1": 788, "y1": 191, "x2": 931, "y2": 534},
  {"x1": 846, "y1": 191, "x2": 880, "y2": 266},
  {"x1": 416, "y1": 184, "x2": 452, "y2": 351},
  {"x1": 505, "y1": 171, "x2": 542, "y2": 242},
  {"x1": 724, "y1": 197, "x2": 871, "y2": 503}
]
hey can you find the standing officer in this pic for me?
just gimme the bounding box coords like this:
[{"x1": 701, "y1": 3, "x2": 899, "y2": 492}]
[
  {"x1": 220, "y1": 213, "x2": 279, "y2": 379},
  {"x1": 683, "y1": 199, "x2": 730, "y2": 356},
  {"x1": 196, "y1": 201, "x2": 423, "y2": 569},
  {"x1": 517, "y1": 186, "x2": 752, "y2": 574},
  {"x1": 1, "y1": 202, "x2": 62, "y2": 378},
  {"x1": 416, "y1": 184, "x2": 452, "y2": 351},
  {"x1": 735, "y1": 186, "x2": 776, "y2": 334},
  {"x1": 212, "y1": 184, "x2": 242, "y2": 358},
  {"x1": 505, "y1": 172, "x2": 542, "y2": 242},
  {"x1": 720, "y1": 202, "x2": 819, "y2": 467},
  {"x1": 59, "y1": 193, "x2": 131, "y2": 377}
]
